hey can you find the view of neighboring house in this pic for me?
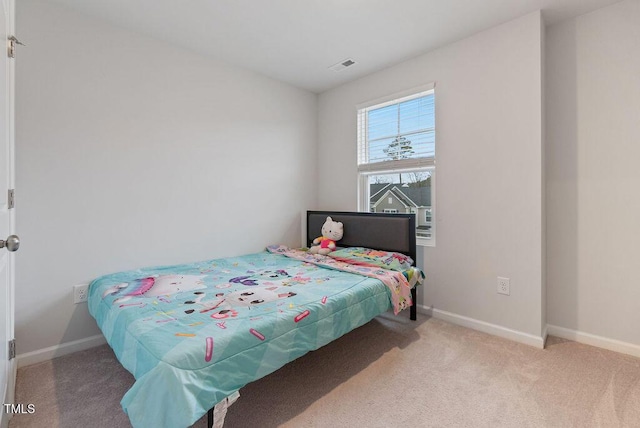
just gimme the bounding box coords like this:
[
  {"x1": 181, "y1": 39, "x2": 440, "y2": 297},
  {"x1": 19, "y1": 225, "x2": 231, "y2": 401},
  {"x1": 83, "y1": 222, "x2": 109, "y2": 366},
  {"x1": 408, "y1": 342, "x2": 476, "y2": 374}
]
[{"x1": 369, "y1": 183, "x2": 432, "y2": 238}]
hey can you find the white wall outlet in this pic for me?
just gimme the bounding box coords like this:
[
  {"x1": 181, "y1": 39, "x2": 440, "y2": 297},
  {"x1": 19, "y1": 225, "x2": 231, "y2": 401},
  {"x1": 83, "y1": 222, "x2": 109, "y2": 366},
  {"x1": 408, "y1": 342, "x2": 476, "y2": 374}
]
[
  {"x1": 73, "y1": 283, "x2": 89, "y2": 304},
  {"x1": 497, "y1": 277, "x2": 510, "y2": 295}
]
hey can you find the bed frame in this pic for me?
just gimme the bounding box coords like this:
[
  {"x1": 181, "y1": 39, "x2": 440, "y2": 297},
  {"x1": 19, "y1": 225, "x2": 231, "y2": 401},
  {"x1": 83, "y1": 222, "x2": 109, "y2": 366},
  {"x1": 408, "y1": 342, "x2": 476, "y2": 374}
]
[{"x1": 206, "y1": 210, "x2": 418, "y2": 427}]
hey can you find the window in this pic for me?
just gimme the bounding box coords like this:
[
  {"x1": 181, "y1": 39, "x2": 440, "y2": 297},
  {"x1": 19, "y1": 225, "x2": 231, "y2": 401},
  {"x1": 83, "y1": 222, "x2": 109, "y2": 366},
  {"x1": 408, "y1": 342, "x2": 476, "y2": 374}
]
[{"x1": 357, "y1": 84, "x2": 435, "y2": 245}]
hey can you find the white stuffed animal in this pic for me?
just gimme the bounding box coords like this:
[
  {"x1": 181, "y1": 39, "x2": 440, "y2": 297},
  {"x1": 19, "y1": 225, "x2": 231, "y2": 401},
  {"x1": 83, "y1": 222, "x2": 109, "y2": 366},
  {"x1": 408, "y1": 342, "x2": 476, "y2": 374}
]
[{"x1": 309, "y1": 216, "x2": 343, "y2": 255}]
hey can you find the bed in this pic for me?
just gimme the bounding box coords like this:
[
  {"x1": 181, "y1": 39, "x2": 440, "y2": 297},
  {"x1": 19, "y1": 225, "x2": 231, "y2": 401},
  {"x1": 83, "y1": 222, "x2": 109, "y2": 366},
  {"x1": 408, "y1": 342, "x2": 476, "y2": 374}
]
[{"x1": 88, "y1": 211, "x2": 422, "y2": 428}]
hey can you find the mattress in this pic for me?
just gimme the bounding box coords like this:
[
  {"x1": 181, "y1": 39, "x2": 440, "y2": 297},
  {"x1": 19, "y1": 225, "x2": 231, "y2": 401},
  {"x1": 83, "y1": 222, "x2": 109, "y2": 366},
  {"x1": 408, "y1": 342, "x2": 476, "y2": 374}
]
[{"x1": 88, "y1": 247, "x2": 399, "y2": 427}]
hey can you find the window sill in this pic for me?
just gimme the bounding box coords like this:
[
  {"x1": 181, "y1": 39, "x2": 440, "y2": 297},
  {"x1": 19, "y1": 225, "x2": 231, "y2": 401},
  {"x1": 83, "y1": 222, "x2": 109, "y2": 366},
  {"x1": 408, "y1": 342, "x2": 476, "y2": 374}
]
[{"x1": 417, "y1": 237, "x2": 435, "y2": 248}]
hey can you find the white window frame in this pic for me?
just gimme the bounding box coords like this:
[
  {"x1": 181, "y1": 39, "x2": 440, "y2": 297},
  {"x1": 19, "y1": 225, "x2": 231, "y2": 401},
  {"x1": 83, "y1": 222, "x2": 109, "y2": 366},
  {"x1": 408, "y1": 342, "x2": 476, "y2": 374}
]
[{"x1": 356, "y1": 83, "x2": 436, "y2": 247}]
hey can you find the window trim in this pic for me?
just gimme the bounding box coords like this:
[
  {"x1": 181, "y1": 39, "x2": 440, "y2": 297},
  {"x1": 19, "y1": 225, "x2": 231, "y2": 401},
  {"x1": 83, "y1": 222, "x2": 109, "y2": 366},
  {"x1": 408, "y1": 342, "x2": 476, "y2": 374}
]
[
  {"x1": 357, "y1": 83, "x2": 436, "y2": 247},
  {"x1": 356, "y1": 82, "x2": 436, "y2": 111}
]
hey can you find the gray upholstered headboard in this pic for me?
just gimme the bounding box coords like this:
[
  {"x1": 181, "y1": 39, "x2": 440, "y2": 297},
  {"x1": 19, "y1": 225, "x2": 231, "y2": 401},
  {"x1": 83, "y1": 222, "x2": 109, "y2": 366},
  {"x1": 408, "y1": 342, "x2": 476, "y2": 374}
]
[{"x1": 306, "y1": 211, "x2": 417, "y2": 264}]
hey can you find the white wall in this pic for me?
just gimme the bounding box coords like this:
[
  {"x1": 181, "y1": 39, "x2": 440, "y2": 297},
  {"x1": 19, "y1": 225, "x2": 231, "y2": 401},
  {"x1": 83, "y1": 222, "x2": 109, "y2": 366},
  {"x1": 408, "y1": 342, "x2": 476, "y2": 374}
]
[
  {"x1": 318, "y1": 13, "x2": 545, "y2": 339},
  {"x1": 546, "y1": 0, "x2": 640, "y2": 346},
  {"x1": 23, "y1": 0, "x2": 639, "y2": 360},
  {"x1": 15, "y1": 1, "x2": 317, "y2": 355}
]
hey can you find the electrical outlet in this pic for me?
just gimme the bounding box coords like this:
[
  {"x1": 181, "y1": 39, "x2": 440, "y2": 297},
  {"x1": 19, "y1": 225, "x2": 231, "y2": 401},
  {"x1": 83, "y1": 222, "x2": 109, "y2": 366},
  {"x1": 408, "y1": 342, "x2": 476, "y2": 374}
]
[
  {"x1": 497, "y1": 277, "x2": 510, "y2": 295},
  {"x1": 73, "y1": 283, "x2": 89, "y2": 304}
]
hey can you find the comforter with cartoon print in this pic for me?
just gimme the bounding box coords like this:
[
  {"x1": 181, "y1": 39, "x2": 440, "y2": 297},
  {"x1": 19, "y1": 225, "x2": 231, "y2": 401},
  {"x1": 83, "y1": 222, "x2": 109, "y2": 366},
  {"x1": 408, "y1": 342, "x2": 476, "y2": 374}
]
[{"x1": 88, "y1": 247, "x2": 419, "y2": 428}]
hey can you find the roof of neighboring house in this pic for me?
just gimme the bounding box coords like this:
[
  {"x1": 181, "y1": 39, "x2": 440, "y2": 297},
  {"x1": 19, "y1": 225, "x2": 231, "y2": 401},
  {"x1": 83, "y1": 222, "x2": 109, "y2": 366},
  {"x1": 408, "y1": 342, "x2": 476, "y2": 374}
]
[
  {"x1": 370, "y1": 183, "x2": 393, "y2": 200},
  {"x1": 394, "y1": 186, "x2": 431, "y2": 207},
  {"x1": 370, "y1": 183, "x2": 431, "y2": 207}
]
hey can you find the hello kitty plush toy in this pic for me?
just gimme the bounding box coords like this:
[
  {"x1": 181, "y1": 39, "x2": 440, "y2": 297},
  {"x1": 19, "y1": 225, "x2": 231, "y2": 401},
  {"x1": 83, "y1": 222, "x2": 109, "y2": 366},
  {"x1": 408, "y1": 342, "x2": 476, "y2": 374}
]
[{"x1": 309, "y1": 216, "x2": 343, "y2": 255}]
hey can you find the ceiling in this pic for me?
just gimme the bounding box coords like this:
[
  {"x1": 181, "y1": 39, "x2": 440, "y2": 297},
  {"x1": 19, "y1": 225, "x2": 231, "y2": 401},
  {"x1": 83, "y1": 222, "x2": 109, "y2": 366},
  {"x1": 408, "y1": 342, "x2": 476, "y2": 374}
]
[{"x1": 44, "y1": 0, "x2": 622, "y2": 93}]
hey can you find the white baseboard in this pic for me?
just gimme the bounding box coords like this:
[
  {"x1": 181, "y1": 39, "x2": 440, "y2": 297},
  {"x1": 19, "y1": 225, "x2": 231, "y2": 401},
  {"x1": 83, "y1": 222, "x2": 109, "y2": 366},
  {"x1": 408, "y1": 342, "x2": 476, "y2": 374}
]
[
  {"x1": 417, "y1": 304, "x2": 546, "y2": 349},
  {"x1": 547, "y1": 324, "x2": 640, "y2": 358},
  {"x1": 17, "y1": 319, "x2": 638, "y2": 374},
  {"x1": 16, "y1": 334, "x2": 106, "y2": 368}
]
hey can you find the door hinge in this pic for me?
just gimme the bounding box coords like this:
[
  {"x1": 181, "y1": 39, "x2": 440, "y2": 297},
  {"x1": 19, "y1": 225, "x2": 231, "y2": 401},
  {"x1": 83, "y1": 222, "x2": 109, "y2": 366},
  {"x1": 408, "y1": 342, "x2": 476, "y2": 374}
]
[
  {"x1": 9, "y1": 339, "x2": 16, "y2": 360},
  {"x1": 8, "y1": 36, "x2": 25, "y2": 59},
  {"x1": 8, "y1": 189, "x2": 14, "y2": 209}
]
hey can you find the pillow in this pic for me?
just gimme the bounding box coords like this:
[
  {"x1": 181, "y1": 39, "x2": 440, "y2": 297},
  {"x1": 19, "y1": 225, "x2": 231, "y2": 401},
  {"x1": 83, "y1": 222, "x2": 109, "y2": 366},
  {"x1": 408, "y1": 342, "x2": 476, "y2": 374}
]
[{"x1": 328, "y1": 247, "x2": 414, "y2": 271}]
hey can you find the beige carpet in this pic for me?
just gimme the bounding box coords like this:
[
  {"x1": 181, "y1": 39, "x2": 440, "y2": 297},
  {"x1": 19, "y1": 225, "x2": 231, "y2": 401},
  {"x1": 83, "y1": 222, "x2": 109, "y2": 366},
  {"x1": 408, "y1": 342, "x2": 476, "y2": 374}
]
[{"x1": 8, "y1": 314, "x2": 640, "y2": 427}]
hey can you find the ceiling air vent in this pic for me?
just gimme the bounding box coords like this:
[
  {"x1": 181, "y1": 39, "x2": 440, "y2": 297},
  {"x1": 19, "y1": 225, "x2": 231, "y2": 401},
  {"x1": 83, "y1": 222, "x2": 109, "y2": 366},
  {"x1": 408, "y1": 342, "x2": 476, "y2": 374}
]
[{"x1": 329, "y1": 58, "x2": 357, "y2": 72}]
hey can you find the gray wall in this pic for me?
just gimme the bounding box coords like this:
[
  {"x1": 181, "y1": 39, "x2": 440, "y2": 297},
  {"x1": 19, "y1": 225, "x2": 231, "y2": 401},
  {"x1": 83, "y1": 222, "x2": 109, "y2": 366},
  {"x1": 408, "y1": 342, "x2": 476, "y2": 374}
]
[
  {"x1": 15, "y1": 1, "x2": 317, "y2": 355},
  {"x1": 546, "y1": 0, "x2": 640, "y2": 346},
  {"x1": 318, "y1": 12, "x2": 545, "y2": 340}
]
